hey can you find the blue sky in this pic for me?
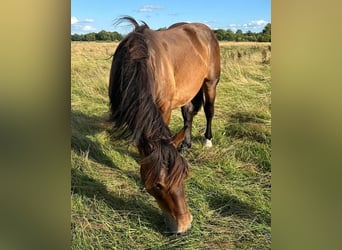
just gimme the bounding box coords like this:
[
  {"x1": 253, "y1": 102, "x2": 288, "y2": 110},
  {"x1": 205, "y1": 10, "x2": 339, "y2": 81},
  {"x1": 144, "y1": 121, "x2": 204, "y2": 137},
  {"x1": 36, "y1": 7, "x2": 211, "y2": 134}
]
[{"x1": 71, "y1": 0, "x2": 271, "y2": 34}]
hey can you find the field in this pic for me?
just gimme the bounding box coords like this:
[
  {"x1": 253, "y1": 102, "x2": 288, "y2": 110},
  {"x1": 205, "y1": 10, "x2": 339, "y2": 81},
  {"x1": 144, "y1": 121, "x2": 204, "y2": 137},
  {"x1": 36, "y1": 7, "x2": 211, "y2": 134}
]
[{"x1": 71, "y1": 41, "x2": 271, "y2": 249}]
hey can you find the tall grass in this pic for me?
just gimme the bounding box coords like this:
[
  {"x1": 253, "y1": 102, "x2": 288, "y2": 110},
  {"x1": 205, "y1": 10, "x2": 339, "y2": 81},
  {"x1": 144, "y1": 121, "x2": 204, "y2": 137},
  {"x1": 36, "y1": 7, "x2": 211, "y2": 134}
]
[{"x1": 71, "y1": 41, "x2": 271, "y2": 249}]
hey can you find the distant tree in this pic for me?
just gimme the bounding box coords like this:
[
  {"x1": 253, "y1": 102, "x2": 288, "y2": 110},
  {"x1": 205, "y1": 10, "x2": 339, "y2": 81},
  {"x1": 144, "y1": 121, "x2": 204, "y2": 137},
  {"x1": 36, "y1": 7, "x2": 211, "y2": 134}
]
[
  {"x1": 213, "y1": 29, "x2": 227, "y2": 41},
  {"x1": 71, "y1": 34, "x2": 81, "y2": 41},
  {"x1": 110, "y1": 31, "x2": 123, "y2": 41},
  {"x1": 71, "y1": 23, "x2": 271, "y2": 43},
  {"x1": 263, "y1": 23, "x2": 271, "y2": 41},
  {"x1": 80, "y1": 34, "x2": 87, "y2": 41},
  {"x1": 225, "y1": 29, "x2": 235, "y2": 41},
  {"x1": 245, "y1": 30, "x2": 257, "y2": 42},
  {"x1": 96, "y1": 30, "x2": 111, "y2": 41},
  {"x1": 235, "y1": 29, "x2": 244, "y2": 41},
  {"x1": 85, "y1": 32, "x2": 96, "y2": 41},
  {"x1": 262, "y1": 23, "x2": 271, "y2": 36},
  {"x1": 258, "y1": 23, "x2": 271, "y2": 42}
]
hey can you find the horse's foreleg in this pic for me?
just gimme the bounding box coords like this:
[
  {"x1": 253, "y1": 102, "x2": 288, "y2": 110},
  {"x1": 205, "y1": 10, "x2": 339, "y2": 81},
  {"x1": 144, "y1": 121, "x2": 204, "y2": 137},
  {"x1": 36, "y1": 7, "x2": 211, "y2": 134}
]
[
  {"x1": 203, "y1": 79, "x2": 219, "y2": 147},
  {"x1": 180, "y1": 89, "x2": 203, "y2": 148},
  {"x1": 181, "y1": 104, "x2": 194, "y2": 148}
]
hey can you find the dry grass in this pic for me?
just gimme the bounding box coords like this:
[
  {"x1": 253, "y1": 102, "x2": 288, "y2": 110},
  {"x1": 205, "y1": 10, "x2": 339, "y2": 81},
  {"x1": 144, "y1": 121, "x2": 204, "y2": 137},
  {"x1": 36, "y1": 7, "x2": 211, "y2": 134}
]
[
  {"x1": 71, "y1": 41, "x2": 271, "y2": 249},
  {"x1": 219, "y1": 41, "x2": 271, "y2": 47}
]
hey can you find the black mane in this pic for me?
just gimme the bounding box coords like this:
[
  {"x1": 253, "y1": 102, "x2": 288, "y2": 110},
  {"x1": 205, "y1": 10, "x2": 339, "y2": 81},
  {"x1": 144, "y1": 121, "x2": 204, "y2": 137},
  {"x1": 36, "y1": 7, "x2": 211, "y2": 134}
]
[
  {"x1": 109, "y1": 17, "x2": 169, "y2": 144},
  {"x1": 108, "y1": 17, "x2": 188, "y2": 189}
]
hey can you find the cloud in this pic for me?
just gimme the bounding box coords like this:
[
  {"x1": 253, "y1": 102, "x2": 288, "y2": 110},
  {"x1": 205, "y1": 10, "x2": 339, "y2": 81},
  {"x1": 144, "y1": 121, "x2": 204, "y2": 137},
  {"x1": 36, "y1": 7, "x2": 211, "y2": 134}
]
[
  {"x1": 249, "y1": 20, "x2": 268, "y2": 26},
  {"x1": 137, "y1": 5, "x2": 163, "y2": 12},
  {"x1": 71, "y1": 16, "x2": 96, "y2": 33},
  {"x1": 84, "y1": 18, "x2": 95, "y2": 23},
  {"x1": 227, "y1": 19, "x2": 269, "y2": 31},
  {"x1": 83, "y1": 25, "x2": 95, "y2": 31},
  {"x1": 243, "y1": 20, "x2": 269, "y2": 30},
  {"x1": 71, "y1": 16, "x2": 78, "y2": 25}
]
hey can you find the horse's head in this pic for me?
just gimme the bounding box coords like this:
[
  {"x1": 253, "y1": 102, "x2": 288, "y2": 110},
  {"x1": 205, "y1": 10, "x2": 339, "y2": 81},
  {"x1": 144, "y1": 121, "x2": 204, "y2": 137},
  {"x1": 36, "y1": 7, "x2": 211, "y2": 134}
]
[
  {"x1": 139, "y1": 130, "x2": 193, "y2": 234},
  {"x1": 142, "y1": 157, "x2": 192, "y2": 234}
]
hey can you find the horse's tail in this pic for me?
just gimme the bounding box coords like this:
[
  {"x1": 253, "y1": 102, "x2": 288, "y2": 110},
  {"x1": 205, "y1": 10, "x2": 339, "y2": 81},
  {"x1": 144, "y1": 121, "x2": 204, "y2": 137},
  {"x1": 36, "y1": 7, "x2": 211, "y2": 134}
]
[{"x1": 108, "y1": 17, "x2": 170, "y2": 146}]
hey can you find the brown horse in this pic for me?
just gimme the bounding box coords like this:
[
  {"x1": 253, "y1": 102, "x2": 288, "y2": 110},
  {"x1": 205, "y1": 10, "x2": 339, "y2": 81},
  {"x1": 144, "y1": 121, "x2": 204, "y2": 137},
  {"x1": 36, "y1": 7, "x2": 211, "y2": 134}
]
[{"x1": 108, "y1": 17, "x2": 220, "y2": 233}]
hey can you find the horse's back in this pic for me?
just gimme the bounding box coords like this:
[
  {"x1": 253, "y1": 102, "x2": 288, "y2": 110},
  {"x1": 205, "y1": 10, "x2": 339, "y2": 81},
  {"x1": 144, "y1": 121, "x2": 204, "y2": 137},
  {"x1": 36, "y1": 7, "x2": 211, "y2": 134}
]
[
  {"x1": 151, "y1": 23, "x2": 220, "y2": 108},
  {"x1": 159, "y1": 23, "x2": 220, "y2": 79}
]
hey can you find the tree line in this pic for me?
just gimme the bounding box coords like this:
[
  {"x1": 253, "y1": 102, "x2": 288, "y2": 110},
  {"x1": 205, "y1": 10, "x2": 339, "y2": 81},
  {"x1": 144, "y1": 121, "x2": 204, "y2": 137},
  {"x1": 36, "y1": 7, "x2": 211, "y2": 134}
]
[
  {"x1": 213, "y1": 23, "x2": 271, "y2": 42},
  {"x1": 71, "y1": 23, "x2": 271, "y2": 42},
  {"x1": 71, "y1": 30, "x2": 123, "y2": 41}
]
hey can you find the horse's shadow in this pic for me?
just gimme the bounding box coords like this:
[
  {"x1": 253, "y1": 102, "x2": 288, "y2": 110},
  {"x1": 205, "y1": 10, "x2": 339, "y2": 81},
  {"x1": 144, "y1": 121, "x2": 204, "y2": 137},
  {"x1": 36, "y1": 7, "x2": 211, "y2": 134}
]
[
  {"x1": 203, "y1": 111, "x2": 271, "y2": 225},
  {"x1": 72, "y1": 110, "x2": 113, "y2": 167},
  {"x1": 71, "y1": 110, "x2": 170, "y2": 233},
  {"x1": 206, "y1": 192, "x2": 271, "y2": 226},
  {"x1": 71, "y1": 167, "x2": 165, "y2": 232},
  {"x1": 71, "y1": 110, "x2": 140, "y2": 168},
  {"x1": 225, "y1": 111, "x2": 271, "y2": 144}
]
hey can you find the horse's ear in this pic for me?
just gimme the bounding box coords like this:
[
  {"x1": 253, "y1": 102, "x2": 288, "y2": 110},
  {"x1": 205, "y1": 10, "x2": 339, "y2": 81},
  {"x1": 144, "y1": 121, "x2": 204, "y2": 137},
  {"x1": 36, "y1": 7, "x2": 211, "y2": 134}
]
[{"x1": 171, "y1": 127, "x2": 186, "y2": 148}]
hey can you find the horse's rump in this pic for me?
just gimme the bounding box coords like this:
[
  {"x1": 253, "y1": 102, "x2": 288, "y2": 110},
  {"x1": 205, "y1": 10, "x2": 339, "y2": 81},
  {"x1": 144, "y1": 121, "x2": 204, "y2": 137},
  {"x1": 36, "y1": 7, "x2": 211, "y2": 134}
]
[{"x1": 146, "y1": 23, "x2": 220, "y2": 110}]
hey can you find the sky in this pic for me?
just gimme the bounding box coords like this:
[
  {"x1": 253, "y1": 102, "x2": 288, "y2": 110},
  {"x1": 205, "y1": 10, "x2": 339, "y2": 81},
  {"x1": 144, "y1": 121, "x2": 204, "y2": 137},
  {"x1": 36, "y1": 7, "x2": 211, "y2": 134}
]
[{"x1": 71, "y1": 0, "x2": 271, "y2": 35}]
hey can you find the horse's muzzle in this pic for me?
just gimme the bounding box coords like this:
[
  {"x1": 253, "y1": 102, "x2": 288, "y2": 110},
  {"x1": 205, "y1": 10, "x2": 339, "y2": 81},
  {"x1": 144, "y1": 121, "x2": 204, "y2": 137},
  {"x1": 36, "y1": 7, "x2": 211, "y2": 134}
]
[{"x1": 164, "y1": 212, "x2": 193, "y2": 234}]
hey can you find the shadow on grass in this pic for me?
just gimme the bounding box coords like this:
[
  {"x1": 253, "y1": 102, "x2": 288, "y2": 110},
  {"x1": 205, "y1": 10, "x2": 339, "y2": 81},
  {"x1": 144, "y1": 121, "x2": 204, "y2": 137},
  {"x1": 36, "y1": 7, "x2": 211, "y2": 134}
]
[
  {"x1": 226, "y1": 111, "x2": 271, "y2": 172},
  {"x1": 71, "y1": 167, "x2": 166, "y2": 233},
  {"x1": 207, "y1": 193, "x2": 271, "y2": 226},
  {"x1": 71, "y1": 110, "x2": 140, "y2": 169},
  {"x1": 72, "y1": 110, "x2": 116, "y2": 168},
  {"x1": 71, "y1": 111, "x2": 178, "y2": 234},
  {"x1": 226, "y1": 112, "x2": 271, "y2": 144},
  {"x1": 71, "y1": 110, "x2": 146, "y2": 206}
]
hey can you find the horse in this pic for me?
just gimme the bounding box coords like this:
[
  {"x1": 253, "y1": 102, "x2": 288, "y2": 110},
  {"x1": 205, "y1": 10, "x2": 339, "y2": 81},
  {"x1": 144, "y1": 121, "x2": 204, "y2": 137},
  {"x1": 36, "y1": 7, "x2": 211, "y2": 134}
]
[{"x1": 108, "y1": 17, "x2": 220, "y2": 233}]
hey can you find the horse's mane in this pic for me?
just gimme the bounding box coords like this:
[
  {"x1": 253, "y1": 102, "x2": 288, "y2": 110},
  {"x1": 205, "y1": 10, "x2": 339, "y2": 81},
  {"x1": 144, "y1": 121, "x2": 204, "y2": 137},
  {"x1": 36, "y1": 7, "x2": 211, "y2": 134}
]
[{"x1": 109, "y1": 17, "x2": 188, "y2": 190}]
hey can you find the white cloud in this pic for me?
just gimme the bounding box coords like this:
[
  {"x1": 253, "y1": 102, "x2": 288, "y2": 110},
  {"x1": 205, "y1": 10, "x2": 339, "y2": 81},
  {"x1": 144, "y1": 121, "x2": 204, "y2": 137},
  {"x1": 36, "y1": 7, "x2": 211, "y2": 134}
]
[
  {"x1": 71, "y1": 16, "x2": 96, "y2": 33},
  {"x1": 227, "y1": 19, "x2": 269, "y2": 31},
  {"x1": 83, "y1": 25, "x2": 96, "y2": 31},
  {"x1": 245, "y1": 20, "x2": 269, "y2": 31},
  {"x1": 71, "y1": 16, "x2": 78, "y2": 25},
  {"x1": 84, "y1": 18, "x2": 95, "y2": 23},
  {"x1": 137, "y1": 5, "x2": 163, "y2": 12},
  {"x1": 249, "y1": 20, "x2": 268, "y2": 26}
]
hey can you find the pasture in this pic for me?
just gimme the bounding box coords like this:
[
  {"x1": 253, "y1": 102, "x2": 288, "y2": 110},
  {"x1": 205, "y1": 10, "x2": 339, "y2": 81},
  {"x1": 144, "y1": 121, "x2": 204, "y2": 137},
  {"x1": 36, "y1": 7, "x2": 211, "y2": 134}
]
[{"x1": 71, "y1": 41, "x2": 271, "y2": 249}]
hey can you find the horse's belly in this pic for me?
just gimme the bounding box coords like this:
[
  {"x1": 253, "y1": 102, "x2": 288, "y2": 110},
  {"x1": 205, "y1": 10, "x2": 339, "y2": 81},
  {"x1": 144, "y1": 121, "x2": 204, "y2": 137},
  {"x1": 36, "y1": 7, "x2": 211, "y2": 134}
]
[{"x1": 171, "y1": 79, "x2": 203, "y2": 108}]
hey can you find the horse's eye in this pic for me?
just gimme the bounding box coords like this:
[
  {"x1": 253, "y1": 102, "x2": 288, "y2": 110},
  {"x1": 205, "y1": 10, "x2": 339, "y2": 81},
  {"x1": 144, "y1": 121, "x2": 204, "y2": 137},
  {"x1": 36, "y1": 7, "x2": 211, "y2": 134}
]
[{"x1": 155, "y1": 183, "x2": 163, "y2": 190}]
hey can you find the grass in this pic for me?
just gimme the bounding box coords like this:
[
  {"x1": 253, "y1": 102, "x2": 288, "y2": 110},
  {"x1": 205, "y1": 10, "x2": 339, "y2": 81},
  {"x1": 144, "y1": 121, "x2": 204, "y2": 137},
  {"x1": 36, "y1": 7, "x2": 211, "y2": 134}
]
[{"x1": 71, "y1": 41, "x2": 271, "y2": 249}]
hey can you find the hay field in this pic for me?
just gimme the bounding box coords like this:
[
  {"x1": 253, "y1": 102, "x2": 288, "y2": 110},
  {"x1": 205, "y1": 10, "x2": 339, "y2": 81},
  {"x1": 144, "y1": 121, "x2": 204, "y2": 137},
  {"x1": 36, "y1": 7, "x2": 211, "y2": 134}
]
[{"x1": 71, "y1": 41, "x2": 271, "y2": 249}]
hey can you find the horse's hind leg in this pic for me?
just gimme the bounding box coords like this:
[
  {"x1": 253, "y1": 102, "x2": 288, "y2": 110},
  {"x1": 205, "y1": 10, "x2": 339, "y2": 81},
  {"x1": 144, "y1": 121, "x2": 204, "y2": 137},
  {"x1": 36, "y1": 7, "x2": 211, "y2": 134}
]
[
  {"x1": 203, "y1": 78, "x2": 219, "y2": 147},
  {"x1": 180, "y1": 89, "x2": 203, "y2": 148}
]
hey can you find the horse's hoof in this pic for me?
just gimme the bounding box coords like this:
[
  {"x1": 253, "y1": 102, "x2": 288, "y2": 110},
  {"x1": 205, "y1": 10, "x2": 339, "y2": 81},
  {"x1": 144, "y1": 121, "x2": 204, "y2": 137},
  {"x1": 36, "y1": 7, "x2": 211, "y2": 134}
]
[{"x1": 203, "y1": 139, "x2": 213, "y2": 148}]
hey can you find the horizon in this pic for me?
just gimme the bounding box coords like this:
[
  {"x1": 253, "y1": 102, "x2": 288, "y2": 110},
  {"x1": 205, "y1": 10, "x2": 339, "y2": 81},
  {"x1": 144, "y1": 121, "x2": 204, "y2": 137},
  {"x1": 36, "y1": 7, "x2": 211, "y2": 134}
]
[{"x1": 71, "y1": 1, "x2": 271, "y2": 35}]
